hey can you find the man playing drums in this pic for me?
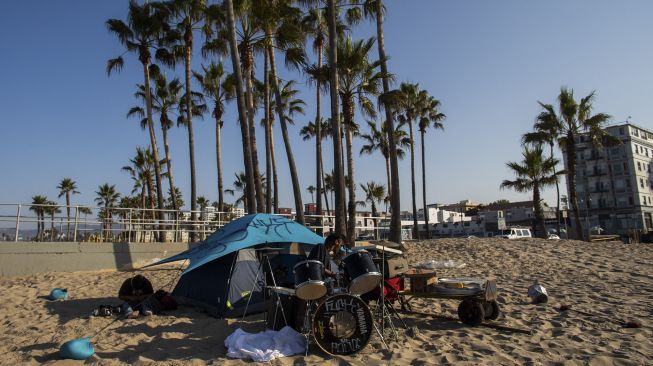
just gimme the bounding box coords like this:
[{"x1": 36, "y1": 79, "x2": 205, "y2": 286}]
[{"x1": 308, "y1": 233, "x2": 345, "y2": 278}]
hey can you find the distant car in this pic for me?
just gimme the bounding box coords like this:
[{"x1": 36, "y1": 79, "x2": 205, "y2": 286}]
[
  {"x1": 497, "y1": 228, "x2": 532, "y2": 239},
  {"x1": 547, "y1": 234, "x2": 561, "y2": 240},
  {"x1": 466, "y1": 235, "x2": 478, "y2": 239}
]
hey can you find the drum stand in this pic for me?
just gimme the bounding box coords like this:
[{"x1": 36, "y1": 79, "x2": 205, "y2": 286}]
[{"x1": 241, "y1": 251, "x2": 288, "y2": 329}]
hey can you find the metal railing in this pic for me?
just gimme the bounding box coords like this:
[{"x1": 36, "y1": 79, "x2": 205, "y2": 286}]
[{"x1": 0, "y1": 203, "x2": 389, "y2": 243}]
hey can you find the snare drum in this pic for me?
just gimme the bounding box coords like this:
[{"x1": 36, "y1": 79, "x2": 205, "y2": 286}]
[
  {"x1": 293, "y1": 260, "x2": 327, "y2": 300},
  {"x1": 342, "y1": 250, "x2": 382, "y2": 295}
]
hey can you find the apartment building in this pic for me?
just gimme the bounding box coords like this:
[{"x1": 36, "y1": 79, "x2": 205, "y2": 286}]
[{"x1": 563, "y1": 122, "x2": 653, "y2": 235}]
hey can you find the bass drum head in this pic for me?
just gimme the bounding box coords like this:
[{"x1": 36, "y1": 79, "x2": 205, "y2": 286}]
[{"x1": 312, "y1": 294, "x2": 373, "y2": 356}]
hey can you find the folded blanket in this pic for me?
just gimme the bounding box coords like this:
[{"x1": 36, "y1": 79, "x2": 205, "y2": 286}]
[{"x1": 224, "y1": 326, "x2": 306, "y2": 362}]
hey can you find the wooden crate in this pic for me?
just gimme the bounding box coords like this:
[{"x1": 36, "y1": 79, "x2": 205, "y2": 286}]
[{"x1": 404, "y1": 269, "x2": 437, "y2": 293}]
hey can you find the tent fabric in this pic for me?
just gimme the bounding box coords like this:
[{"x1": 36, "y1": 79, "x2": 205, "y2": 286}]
[
  {"x1": 154, "y1": 214, "x2": 323, "y2": 318},
  {"x1": 152, "y1": 213, "x2": 323, "y2": 275}
]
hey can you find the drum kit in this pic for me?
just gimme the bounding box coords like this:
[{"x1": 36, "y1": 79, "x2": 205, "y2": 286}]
[{"x1": 266, "y1": 249, "x2": 398, "y2": 356}]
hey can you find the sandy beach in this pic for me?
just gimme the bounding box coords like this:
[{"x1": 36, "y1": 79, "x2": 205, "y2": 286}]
[{"x1": 1, "y1": 237, "x2": 651, "y2": 365}]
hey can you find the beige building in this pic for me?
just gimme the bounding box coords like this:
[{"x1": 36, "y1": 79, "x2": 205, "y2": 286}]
[{"x1": 564, "y1": 122, "x2": 653, "y2": 236}]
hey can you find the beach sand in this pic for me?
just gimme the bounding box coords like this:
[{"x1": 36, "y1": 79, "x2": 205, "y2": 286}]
[{"x1": 1, "y1": 238, "x2": 651, "y2": 365}]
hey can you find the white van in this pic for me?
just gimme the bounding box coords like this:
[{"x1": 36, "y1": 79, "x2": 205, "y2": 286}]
[{"x1": 498, "y1": 227, "x2": 532, "y2": 239}]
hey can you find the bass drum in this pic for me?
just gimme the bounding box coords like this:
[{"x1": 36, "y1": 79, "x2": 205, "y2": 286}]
[{"x1": 312, "y1": 294, "x2": 373, "y2": 356}]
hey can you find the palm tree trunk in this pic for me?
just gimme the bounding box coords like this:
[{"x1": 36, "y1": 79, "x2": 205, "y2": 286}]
[
  {"x1": 142, "y1": 62, "x2": 165, "y2": 241},
  {"x1": 566, "y1": 132, "x2": 584, "y2": 240},
  {"x1": 342, "y1": 96, "x2": 356, "y2": 243},
  {"x1": 270, "y1": 117, "x2": 279, "y2": 213},
  {"x1": 327, "y1": 0, "x2": 346, "y2": 236},
  {"x1": 244, "y1": 46, "x2": 265, "y2": 212},
  {"x1": 385, "y1": 156, "x2": 391, "y2": 206},
  {"x1": 533, "y1": 184, "x2": 546, "y2": 238},
  {"x1": 551, "y1": 142, "x2": 561, "y2": 237},
  {"x1": 216, "y1": 113, "x2": 224, "y2": 212},
  {"x1": 184, "y1": 28, "x2": 198, "y2": 241},
  {"x1": 420, "y1": 129, "x2": 430, "y2": 239},
  {"x1": 161, "y1": 125, "x2": 178, "y2": 211},
  {"x1": 147, "y1": 176, "x2": 156, "y2": 242},
  {"x1": 264, "y1": 49, "x2": 272, "y2": 213},
  {"x1": 65, "y1": 192, "x2": 71, "y2": 239},
  {"x1": 224, "y1": 0, "x2": 256, "y2": 214},
  {"x1": 267, "y1": 41, "x2": 304, "y2": 224},
  {"x1": 315, "y1": 44, "x2": 323, "y2": 217},
  {"x1": 375, "y1": 0, "x2": 401, "y2": 244},
  {"x1": 408, "y1": 119, "x2": 419, "y2": 239}
]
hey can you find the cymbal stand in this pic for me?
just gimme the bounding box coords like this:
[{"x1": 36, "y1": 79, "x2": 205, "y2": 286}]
[{"x1": 241, "y1": 252, "x2": 287, "y2": 328}]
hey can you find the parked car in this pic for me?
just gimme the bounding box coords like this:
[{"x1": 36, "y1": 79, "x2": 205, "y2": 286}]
[
  {"x1": 547, "y1": 234, "x2": 561, "y2": 240},
  {"x1": 355, "y1": 234, "x2": 375, "y2": 241},
  {"x1": 497, "y1": 228, "x2": 532, "y2": 239}
]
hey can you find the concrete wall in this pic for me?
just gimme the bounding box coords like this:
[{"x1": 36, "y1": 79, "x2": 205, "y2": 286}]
[{"x1": 0, "y1": 242, "x2": 196, "y2": 277}]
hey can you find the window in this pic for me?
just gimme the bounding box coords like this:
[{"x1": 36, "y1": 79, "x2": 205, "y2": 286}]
[
  {"x1": 632, "y1": 129, "x2": 639, "y2": 137},
  {"x1": 634, "y1": 145, "x2": 639, "y2": 154},
  {"x1": 638, "y1": 162, "x2": 642, "y2": 171},
  {"x1": 629, "y1": 197, "x2": 634, "y2": 205},
  {"x1": 641, "y1": 179, "x2": 645, "y2": 188},
  {"x1": 619, "y1": 127, "x2": 624, "y2": 135}
]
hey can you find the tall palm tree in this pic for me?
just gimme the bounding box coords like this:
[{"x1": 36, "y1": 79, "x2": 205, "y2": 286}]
[
  {"x1": 501, "y1": 145, "x2": 563, "y2": 238},
  {"x1": 219, "y1": 0, "x2": 256, "y2": 214},
  {"x1": 301, "y1": 6, "x2": 339, "y2": 218},
  {"x1": 193, "y1": 62, "x2": 231, "y2": 212},
  {"x1": 226, "y1": 171, "x2": 267, "y2": 209},
  {"x1": 359, "y1": 119, "x2": 409, "y2": 206},
  {"x1": 129, "y1": 74, "x2": 182, "y2": 211},
  {"x1": 417, "y1": 96, "x2": 445, "y2": 239},
  {"x1": 106, "y1": 0, "x2": 170, "y2": 229},
  {"x1": 329, "y1": 37, "x2": 383, "y2": 243},
  {"x1": 263, "y1": 2, "x2": 308, "y2": 225},
  {"x1": 56, "y1": 177, "x2": 79, "y2": 239},
  {"x1": 95, "y1": 183, "x2": 121, "y2": 241},
  {"x1": 122, "y1": 146, "x2": 158, "y2": 234},
  {"x1": 523, "y1": 116, "x2": 562, "y2": 238},
  {"x1": 360, "y1": 181, "x2": 385, "y2": 218},
  {"x1": 535, "y1": 88, "x2": 612, "y2": 240},
  {"x1": 197, "y1": 196, "x2": 210, "y2": 209},
  {"x1": 384, "y1": 82, "x2": 425, "y2": 239},
  {"x1": 300, "y1": 117, "x2": 331, "y2": 213},
  {"x1": 324, "y1": 170, "x2": 336, "y2": 214},
  {"x1": 159, "y1": 0, "x2": 208, "y2": 240},
  {"x1": 30, "y1": 195, "x2": 48, "y2": 241},
  {"x1": 366, "y1": 0, "x2": 401, "y2": 243}
]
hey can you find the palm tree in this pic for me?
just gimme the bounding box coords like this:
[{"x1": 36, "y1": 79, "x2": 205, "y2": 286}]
[
  {"x1": 384, "y1": 82, "x2": 425, "y2": 239},
  {"x1": 129, "y1": 74, "x2": 182, "y2": 211},
  {"x1": 78, "y1": 206, "x2": 93, "y2": 241},
  {"x1": 95, "y1": 183, "x2": 121, "y2": 241},
  {"x1": 219, "y1": 0, "x2": 256, "y2": 214},
  {"x1": 197, "y1": 196, "x2": 210, "y2": 209},
  {"x1": 330, "y1": 37, "x2": 383, "y2": 243},
  {"x1": 56, "y1": 178, "x2": 79, "y2": 239},
  {"x1": 122, "y1": 147, "x2": 157, "y2": 212},
  {"x1": 167, "y1": 187, "x2": 185, "y2": 209},
  {"x1": 501, "y1": 145, "x2": 563, "y2": 238},
  {"x1": 366, "y1": 0, "x2": 401, "y2": 244},
  {"x1": 30, "y1": 195, "x2": 48, "y2": 241},
  {"x1": 226, "y1": 172, "x2": 267, "y2": 209},
  {"x1": 324, "y1": 170, "x2": 336, "y2": 214},
  {"x1": 43, "y1": 201, "x2": 62, "y2": 241},
  {"x1": 159, "y1": 0, "x2": 208, "y2": 241},
  {"x1": 263, "y1": 3, "x2": 308, "y2": 225},
  {"x1": 300, "y1": 117, "x2": 331, "y2": 216},
  {"x1": 106, "y1": 0, "x2": 170, "y2": 228},
  {"x1": 535, "y1": 88, "x2": 612, "y2": 240},
  {"x1": 417, "y1": 96, "x2": 445, "y2": 239},
  {"x1": 307, "y1": 185, "x2": 316, "y2": 203},
  {"x1": 360, "y1": 181, "x2": 385, "y2": 218},
  {"x1": 326, "y1": 0, "x2": 347, "y2": 236},
  {"x1": 193, "y1": 62, "x2": 231, "y2": 212},
  {"x1": 359, "y1": 119, "x2": 409, "y2": 206}
]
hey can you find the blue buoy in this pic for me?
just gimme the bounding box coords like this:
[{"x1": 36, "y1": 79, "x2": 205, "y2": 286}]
[
  {"x1": 59, "y1": 337, "x2": 95, "y2": 360},
  {"x1": 49, "y1": 288, "x2": 69, "y2": 301}
]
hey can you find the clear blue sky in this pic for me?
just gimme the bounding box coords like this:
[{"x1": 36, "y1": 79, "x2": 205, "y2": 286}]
[{"x1": 1, "y1": 0, "x2": 652, "y2": 212}]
